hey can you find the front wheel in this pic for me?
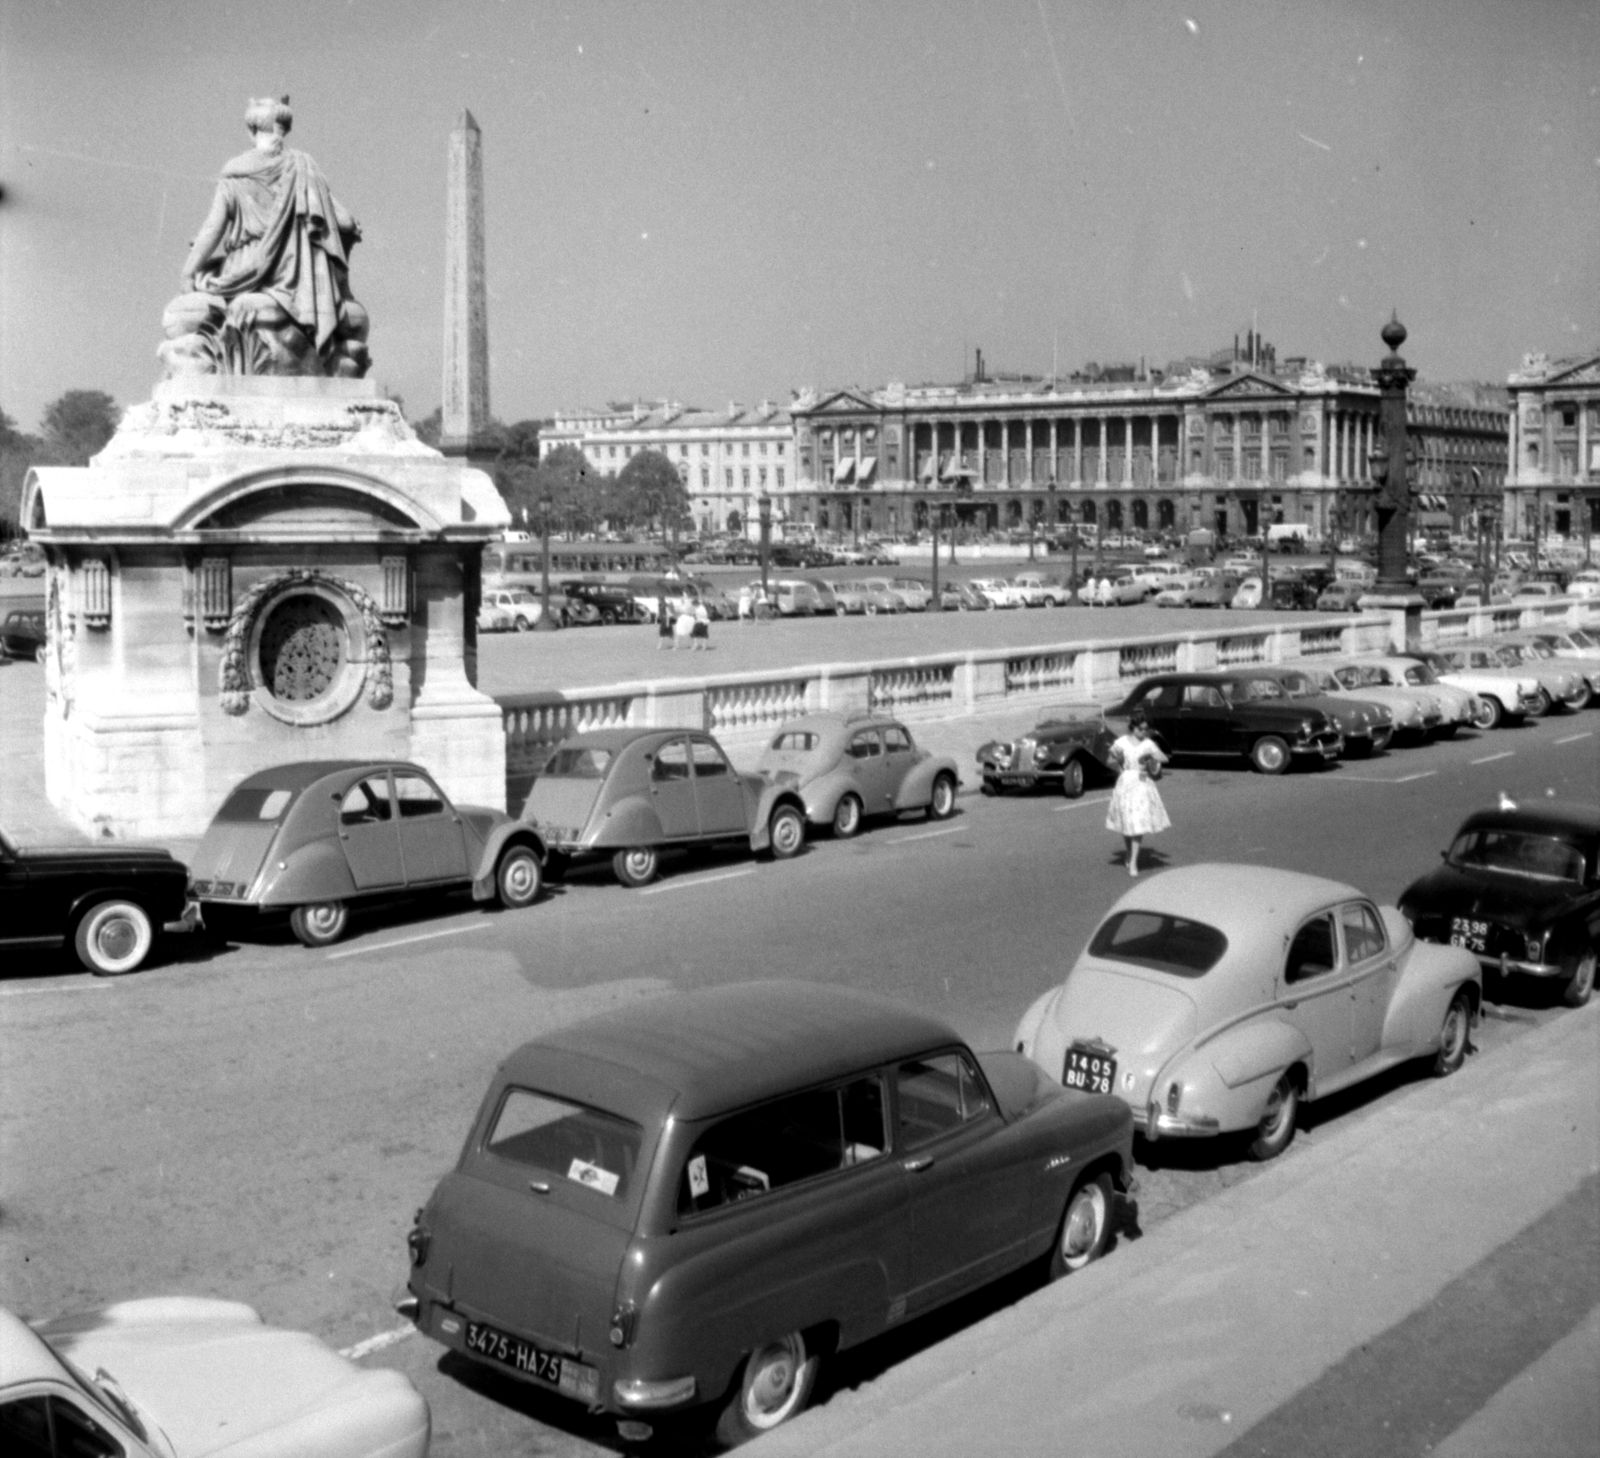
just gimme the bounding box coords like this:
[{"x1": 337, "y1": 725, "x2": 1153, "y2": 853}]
[
  {"x1": 612, "y1": 847, "x2": 659, "y2": 888},
  {"x1": 928, "y1": 771, "x2": 957, "y2": 820},
  {"x1": 768, "y1": 804, "x2": 805, "y2": 860},
  {"x1": 1433, "y1": 989, "x2": 1472, "y2": 1076},
  {"x1": 1248, "y1": 1074, "x2": 1298, "y2": 1161},
  {"x1": 74, "y1": 899, "x2": 154, "y2": 976},
  {"x1": 715, "y1": 1332, "x2": 819, "y2": 1444},
  {"x1": 864, "y1": 603, "x2": 879, "y2": 616},
  {"x1": 1560, "y1": 683, "x2": 1590, "y2": 712},
  {"x1": 495, "y1": 845, "x2": 542, "y2": 909},
  {"x1": 1533, "y1": 687, "x2": 1554, "y2": 717},
  {"x1": 1060, "y1": 757, "x2": 1086, "y2": 799},
  {"x1": 1560, "y1": 949, "x2": 1596, "y2": 1009},
  {"x1": 1048, "y1": 1172, "x2": 1113, "y2": 1278},
  {"x1": 289, "y1": 901, "x2": 348, "y2": 947},
  {"x1": 1250, "y1": 736, "x2": 1290, "y2": 775},
  {"x1": 832, "y1": 793, "x2": 863, "y2": 839},
  {"x1": 1471, "y1": 696, "x2": 1503, "y2": 731}
]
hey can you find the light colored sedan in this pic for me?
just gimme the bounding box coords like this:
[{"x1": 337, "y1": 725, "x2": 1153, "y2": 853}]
[
  {"x1": 1488, "y1": 640, "x2": 1592, "y2": 712},
  {"x1": 1517, "y1": 629, "x2": 1600, "y2": 706},
  {"x1": 1402, "y1": 648, "x2": 1544, "y2": 730},
  {"x1": 2, "y1": 1298, "x2": 429, "y2": 1458},
  {"x1": 1014, "y1": 864, "x2": 1480, "y2": 1160},
  {"x1": 1325, "y1": 659, "x2": 1446, "y2": 739},
  {"x1": 1367, "y1": 656, "x2": 1478, "y2": 734},
  {"x1": 1011, "y1": 571, "x2": 1071, "y2": 606},
  {"x1": 969, "y1": 577, "x2": 1025, "y2": 608}
]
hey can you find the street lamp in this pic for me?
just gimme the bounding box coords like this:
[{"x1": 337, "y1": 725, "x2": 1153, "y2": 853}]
[
  {"x1": 929, "y1": 494, "x2": 942, "y2": 610},
  {"x1": 758, "y1": 493, "x2": 772, "y2": 606},
  {"x1": 533, "y1": 497, "x2": 560, "y2": 631}
]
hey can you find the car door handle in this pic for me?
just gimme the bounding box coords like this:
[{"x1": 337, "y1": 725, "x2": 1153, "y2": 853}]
[
  {"x1": 903, "y1": 1156, "x2": 935, "y2": 1173},
  {"x1": 1283, "y1": 999, "x2": 1299, "y2": 1009}
]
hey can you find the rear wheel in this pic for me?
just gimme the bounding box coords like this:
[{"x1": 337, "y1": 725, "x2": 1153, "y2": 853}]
[
  {"x1": 1560, "y1": 949, "x2": 1596, "y2": 1009},
  {"x1": 1533, "y1": 687, "x2": 1554, "y2": 716},
  {"x1": 768, "y1": 805, "x2": 805, "y2": 859},
  {"x1": 832, "y1": 794, "x2": 863, "y2": 839},
  {"x1": 1248, "y1": 1074, "x2": 1298, "y2": 1161},
  {"x1": 1060, "y1": 757, "x2": 1086, "y2": 799},
  {"x1": 1471, "y1": 696, "x2": 1503, "y2": 730},
  {"x1": 73, "y1": 899, "x2": 154, "y2": 976},
  {"x1": 612, "y1": 847, "x2": 659, "y2": 888},
  {"x1": 1250, "y1": 736, "x2": 1290, "y2": 775},
  {"x1": 1047, "y1": 1172, "x2": 1113, "y2": 1278},
  {"x1": 289, "y1": 901, "x2": 348, "y2": 947},
  {"x1": 1559, "y1": 683, "x2": 1590, "y2": 712},
  {"x1": 495, "y1": 845, "x2": 542, "y2": 909},
  {"x1": 928, "y1": 771, "x2": 957, "y2": 820},
  {"x1": 716, "y1": 1332, "x2": 819, "y2": 1444},
  {"x1": 1433, "y1": 989, "x2": 1472, "y2": 1075}
]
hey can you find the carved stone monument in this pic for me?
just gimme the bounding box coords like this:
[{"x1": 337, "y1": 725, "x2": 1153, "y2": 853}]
[
  {"x1": 441, "y1": 109, "x2": 491, "y2": 458},
  {"x1": 23, "y1": 100, "x2": 508, "y2": 839}
]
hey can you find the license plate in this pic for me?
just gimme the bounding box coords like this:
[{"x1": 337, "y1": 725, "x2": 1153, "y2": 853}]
[
  {"x1": 464, "y1": 1320, "x2": 599, "y2": 1402},
  {"x1": 999, "y1": 772, "x2": 1036, "y2": 784},
  {"x1": 1450, "y1": 917, "x2": 1488, "y2": 953},
  {"x1": 1064, "y1": 1045, "x2": 1116, "y2": 1095}
]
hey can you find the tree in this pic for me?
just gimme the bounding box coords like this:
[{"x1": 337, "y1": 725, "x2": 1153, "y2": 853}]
[
  {"x1": 0, "y1": 407, "x2": 40, "y2": 540},
  {"x1": 41, "y1": 390, "x2": 119, "y2": 465},
  {"x1": 411, "y1": 407, "x2": 442, "y2": 447},
  {"x1": 495, "y1": 443, "x2": 603, "y2": 537},
  {"x1": 615, "y1": 448, "x2": 691, "y2": 539}
]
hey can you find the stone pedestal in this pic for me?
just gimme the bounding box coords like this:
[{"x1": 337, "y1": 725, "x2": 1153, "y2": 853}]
[
  {"x1": 1365, "y1": 592, "x2": 1428, "y2": 654},
  {"x1": 22, "y1": 376, "x2": 509, "y2": 839}
]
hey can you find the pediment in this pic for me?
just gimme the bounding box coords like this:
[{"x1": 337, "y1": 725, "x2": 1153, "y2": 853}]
[
  {"x1": 1542, "y1": 354, "x2": 1600, "y2": 387},
  {"x1": 807, "y1": 390, "x2": 880, "y2": 415},
  {"x1": 1202, "y1": 372, "x2": 1298, "y2": 400}
]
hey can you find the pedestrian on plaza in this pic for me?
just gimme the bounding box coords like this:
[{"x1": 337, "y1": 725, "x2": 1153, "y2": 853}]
[
  {"x1": 1095, "y1": 576, "x2": 1113, "y2": 608},
  {"x1": 657, "y1": 603, "x2": 674, "y2": 650},
  {"x1": 690, "y1": 600, "x2": 712, "y2": 650},
  {"x1": 1106, "y1": 708, "x2": 1170, "y2": 876}
]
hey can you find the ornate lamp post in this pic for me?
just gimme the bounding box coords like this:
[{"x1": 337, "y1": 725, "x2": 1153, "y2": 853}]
[
  {"x1": 533, "y1": 496, "x2": 560, "y2": 631},
  {"x1": 757, "y1": 493, "x2": 772, "y2": 606},
  {"x1": 929, "y1": 495, "x2": 942, "y2": 610},
  {"x1": 1365, "y1": 313, "x2": 1425, "y2": 644}
]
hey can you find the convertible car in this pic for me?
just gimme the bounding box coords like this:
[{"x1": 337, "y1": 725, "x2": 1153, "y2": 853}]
[
  {"x1": 521, "y1": 728, "x2": 808, "y2": 886},
  {"x1": 402, "y1": 981, "x2": 1134, "y2": 1444},
  {"x1": 1015, "y1": 865, "x2": 1481, "y2": 1160},
  {"x1": 977, "y1": 706, "x2": 1117, "y2": 798},
  {"x1": 189, "y1": 760, "x2": 547, "y2": 946}
]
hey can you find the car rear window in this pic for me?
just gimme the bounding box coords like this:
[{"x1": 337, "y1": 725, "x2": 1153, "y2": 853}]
[
  {"x1": 486, "y1": 1087, "x2": 643, "y2": 1201},
  {"x1": 215, "y1": 786, "x2": 295, "y2": 822},
  {"x1": 1087, "y1": 910, "x2": 1228, "y2": 977},
  {"x1": 769, "y1": 731, "x2": 820, "y2": 752},
  {"x1": 1447, "y1": 830, "x2": 1587, "y2": 884},
  {"x1": 542, "y1": 747, "x2": 613, "y2": 778}
]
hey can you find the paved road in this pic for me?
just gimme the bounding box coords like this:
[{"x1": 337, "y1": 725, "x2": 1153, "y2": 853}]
[{"x1": 2, "y1": 695, "x2": 1594, "y2": 1453}]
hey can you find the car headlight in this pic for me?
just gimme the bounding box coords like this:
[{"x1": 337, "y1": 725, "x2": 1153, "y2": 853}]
[
  {"x1": 1525, "y1": 932, "x2": 1545, "y2": 961},
  {"x1": 1301, "y1": 718, "x2": 1315, "y2": 737}
]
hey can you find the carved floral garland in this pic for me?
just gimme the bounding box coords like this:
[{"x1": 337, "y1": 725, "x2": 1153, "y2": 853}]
[{"x1": 219, "y1": 568, "x2": 392, "y2": 716}]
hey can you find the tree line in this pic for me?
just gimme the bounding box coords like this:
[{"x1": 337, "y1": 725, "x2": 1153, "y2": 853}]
[{"x1": 2, "y1": 394, "x2": 693, "y2": 542}]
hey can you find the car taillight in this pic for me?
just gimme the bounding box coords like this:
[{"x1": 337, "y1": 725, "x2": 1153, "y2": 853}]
[
  {"x1": 610, "y1": 1302, "x2": 638, "y2": 1348},
  {"x1": 1166, "y1": 1082, "x2": 1182, "y2": 1115},
  {"x1": 1525, "y1": 934, "x2": 1545, "y2": 961},
  {"x1": 406, "y1": 1210, "x2": 430, "y2": 1267}
]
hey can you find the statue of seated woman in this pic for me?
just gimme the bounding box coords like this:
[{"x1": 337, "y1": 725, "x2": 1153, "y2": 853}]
[{"x1": 160, "y1": 97, "x2": 370, "y2": 379}]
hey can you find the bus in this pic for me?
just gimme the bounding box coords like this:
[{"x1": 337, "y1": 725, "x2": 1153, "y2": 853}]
[{"x1": 483, "y1": 539, "x2": 675, "y2": 586}]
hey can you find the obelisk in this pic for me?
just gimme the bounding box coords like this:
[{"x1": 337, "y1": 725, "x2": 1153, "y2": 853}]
[{"x1": 441, "y1": 109, "x2": 490, "y2": 458}]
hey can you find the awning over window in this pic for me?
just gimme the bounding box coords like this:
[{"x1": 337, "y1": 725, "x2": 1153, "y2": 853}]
[
  {"x1": 832, "y1": 459, "x2": 856, "y2": 484},
  {"x1": 856, "y1": 458, "x2": 878, "y2": 484},
  {"x1": 1416, "y1": 494, "x2": 1450, "y2": 511}
]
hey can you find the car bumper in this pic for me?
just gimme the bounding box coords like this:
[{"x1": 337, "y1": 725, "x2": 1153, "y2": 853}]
[
  {"x1": 1142, "y1": 1107, "x2": 1222, "y2": 1139},
  {"x1": 1482, "y1": 953, "x2": 1564, "y2": 979},
  {"x1": 1293, "y1": 733, "x2": 1344, "y2": 759}
]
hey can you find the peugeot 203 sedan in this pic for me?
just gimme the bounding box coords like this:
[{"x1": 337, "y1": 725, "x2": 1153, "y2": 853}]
[
  {"x1": 1108, "y1": 672, "x2": 1343, "y2": 774},
  {"x1": 1228, "y1": 667, "x2": 1395, "y2": 758},
  {"x1": 521, "y1": 728, "x2": 807, "y2": 886},
  {"x1": 189, "y1": 760, "x2": 547, "y2": 947},
  {"x1": 755, "y1": 714, "x2": 960, "y2": 837},
  {"x1": 1014, "y1": 865, "x2": 1481, "y2": 1160},
  {"x1": 401, "y1": 981, "x2": 1134, "y2": 1444},
  {"x1": 1, "y1": 1298, "x2": 429, "y2": 1458},
  {"x1": 977, "y1": 706, "x2": 1117, "y2": 798},
  {"x1": 1398, "y1": 804, "x2": 1600, "y2": 1008},
  {"x1": 0, "y1": 826, "x2": 189, "y2": 976}
]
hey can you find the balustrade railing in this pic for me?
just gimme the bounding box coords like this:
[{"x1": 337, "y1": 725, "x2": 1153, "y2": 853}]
[
  {"x1": 1119, "y1": 641, "x2": 1178, "y2": 679},
  {"x1": 1217, "y1": 634, "x2": 1269, "y2": 667},
  {"x1": 706, "y1": 679, "x2": 809, "y2": 735},
  {"x1": 1299, "y1": 626, "x2": 1344, "y2": 657},
  {"x1": 1006, "y1": 651, "x2": 1078, "y2": 695},
  {"x1": 870, "y1": 664, "x2": 955, "y2": 711}
]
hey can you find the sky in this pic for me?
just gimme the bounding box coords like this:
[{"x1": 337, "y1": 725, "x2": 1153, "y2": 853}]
[{"x1": 1, "y1": 0, "x2": 1595, "y2": 433}]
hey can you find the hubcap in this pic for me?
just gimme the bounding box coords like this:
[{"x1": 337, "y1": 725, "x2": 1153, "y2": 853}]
[
  {"x1": 1063, "y1": 1188, "x2": 1104, "y2": 1260},
  {"x1": 774, "y1": 816, "x2": 800, "y2": 852},
  {"x1": 934, "y1": 780, "x2": 954, "y2": 813},
  {"x1": 98, "y1": 917, "x2": 138, "y2": 961},
  {"x1": 504, "y1": 858, "x2": 535, "y2": 897},
  {"x1": 308, "y1": 905, "x2": 341, "y2": 933},
  {"x1": 1443, "y1": 1005, "x2": 1465, "y2": 1057},
  {"x1": 624, "y1": 851, "x2": 653, "y2": 878}
]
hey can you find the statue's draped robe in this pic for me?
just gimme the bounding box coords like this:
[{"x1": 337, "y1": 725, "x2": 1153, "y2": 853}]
[{"x1": 196, "y1": 146, "x2": 355, "y2": 354}]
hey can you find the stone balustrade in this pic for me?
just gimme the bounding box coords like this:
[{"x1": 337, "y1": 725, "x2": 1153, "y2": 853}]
[{"x1": 493, "y1": 600, "x2": 1597, "y2": 812}]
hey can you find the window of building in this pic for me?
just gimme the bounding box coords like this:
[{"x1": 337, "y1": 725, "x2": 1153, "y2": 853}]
[
  {"x1": 776, "y1": 466, "x2": 785, "y2": 488},
  {"x1": 777, "y1": 442, "x2": 786, "y2": 456},
  {"x1": 759, "y1": 467, "x2": 768, "y2": 487},
  {"x1": 742, "y1": 442, "x2": 751, "y2": 456},
  {"x1": 701, "y1": 467, "x2": 710, "y2": 488},
  {"x1": 725, "y1": 468, "x2": 734, "y2": 488},
  {"x1": 680, "y1": 444, "x2": 689, "y2": 458},
  {"x1": 701, "y1": 442, "x2": 710, "y2": 456},
  {"x1": 760, "y1": 441, "x2": 768, "y2": 455},
  {"x1": 742, "y1": 467, "x2": 751, "y2": 487},
  {"x1": 1561, "y1": 408, "x2": 1577, "y2": 428}
]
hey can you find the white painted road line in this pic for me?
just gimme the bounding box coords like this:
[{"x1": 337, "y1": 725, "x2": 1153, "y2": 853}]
[
  {"x1": 339, "y1": 1324, "x2": 416, "y2": 1361},
  {"x1": 324, "y1": 921, "x2": 492, "y2": 960},
  {"x1": 1053, "y1": 795, "x2": 1115, "y2": 813},
  {"x1": 639, "y1": 867, "x2": 758, "y2": 896},
  {"x1": 1393, "y1": 771, "x2": 1438, "y2": 783},
  {"x1": 1555, "y1": 732, "x2": 1593, "y2": 745},
  {"x1": 888, "y1": 825, "x2": 965, "y2": 845},
  {"x1": 0, "y1": 981, "x2": 112, "y2": 998},
  {"x1": 1330, "y1": 771, "x2": 1439, "y2": 785},
  {"x1": 1471, "y1": 751, "x2": 1515, "y2": 765}
]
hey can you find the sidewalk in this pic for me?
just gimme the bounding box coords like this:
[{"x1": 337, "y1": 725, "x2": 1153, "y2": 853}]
[{"x1": 750, "y1": 1002, "x2": 1600, "y2": 1458}]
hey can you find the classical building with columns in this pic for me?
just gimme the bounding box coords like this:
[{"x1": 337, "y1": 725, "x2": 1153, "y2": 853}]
[
  {"x1": 1505, "y1": 350, "x2": 1600, "y2": 542},
  {"x1": 539, "y1": 400, "x2": 793, "y2": 536},
  {"x1": 786, "y1": 347, "x2": 1508, "y2": 544}
]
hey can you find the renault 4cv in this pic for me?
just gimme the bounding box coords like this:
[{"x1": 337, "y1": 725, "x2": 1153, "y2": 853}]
[
  {"x1": 401, "y1": 981, "x2": 1134, "y2": 1445},
  {"x1": 188, "y1": 760, "x2": 547, "y2": 947}
]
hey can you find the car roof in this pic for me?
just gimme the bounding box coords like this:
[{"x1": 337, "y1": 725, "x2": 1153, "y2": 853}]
[
  {"x1": 0, "y1": 1306, "x2": 66, "y2": 1386},
  {"x1": 1456, "y1": 804, "x2": 1600, "y2": 840},
  {"x1": 1105, "y1": 864, "x2": 1366, "y2": 951},
  {"x1": 225, "y1": 760, "x2": 401, "y2": 794},
  {"x1": 552, "y1": 727, "x2": 707, "y2": 752},
  {"x1": 503, "y1": 981, "x2": 964, "y2": 1123}
]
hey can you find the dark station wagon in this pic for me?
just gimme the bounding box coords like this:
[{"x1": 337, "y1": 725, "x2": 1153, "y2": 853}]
[
  {"x1": 189, "y1": 760, "x2": 547, "y2": 947},
  {"x1": 402, "y1": 981, "x2": 1135, "y2": 1444}
]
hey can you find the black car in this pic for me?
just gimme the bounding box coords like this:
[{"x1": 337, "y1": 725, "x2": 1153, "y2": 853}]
[
  {"x1": 560, "y1": 580, "x2": 645, "y2": 625},
  {"x1": 0, "y1": 827, "x2": 190, "y2": 975},
  {"x1": 1109, "y1": 671, "x2": 1344, "y2": 774},
  {"x1": 1398, "y1": 805, "x2": 1599, "y2": 1008},
  {"x1": 0, "y1": 608, "x2": 46, "y2": 661}
]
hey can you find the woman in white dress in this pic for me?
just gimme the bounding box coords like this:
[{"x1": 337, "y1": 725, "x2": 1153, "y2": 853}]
[{"x1": 1105, "y1": 708, "x2": 1170, "y2": 876}]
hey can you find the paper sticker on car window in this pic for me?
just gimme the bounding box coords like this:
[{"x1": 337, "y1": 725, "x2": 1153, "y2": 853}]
[
  {"x1": 567, "y1": 1158, "x2": 620, "y2": 1197},
  {"x1": 687, "y1": 1154, "x2": 710, "y2": 1199}
]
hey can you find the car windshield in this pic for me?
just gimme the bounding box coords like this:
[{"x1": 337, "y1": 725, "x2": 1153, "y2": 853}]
[
  {"x1": 1241, "y1": 680, "x2": 1287, "y2": 701},
  {"x1": 1403, "y1": 665, "x2": 1435, "y2": 685},
  {"x1": 1569, "y1": 629, "x2": 1597, "y2": 648},
  {"x1": 1086, "y1": 910, "x2": 1228, "y2": 977},
  {"x1": 1520, "y1": 641, "x2": 1555, "y2": 660},
  {"x1": 1492, "y1": 647, "x2": 1524, "y2": 666},
  {"x1": 485, "y1": 1087, "x2": 643, "y2": 1200},
  {"x1": 5, "y1": 611, "x2": 43, "y2": 629},
  {"x1": 542, "y1": 747, "x2": 614, "y2": 778},
  {"x1": 1446, "y1": 829, "x2": 1587, "y2": 883},
  {"x1": 1275, "y1": 675, "x2": 1315, "y2": 697},
  {"x1": 215, "y1": 786, "x2": 295, "y2": 822}
]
